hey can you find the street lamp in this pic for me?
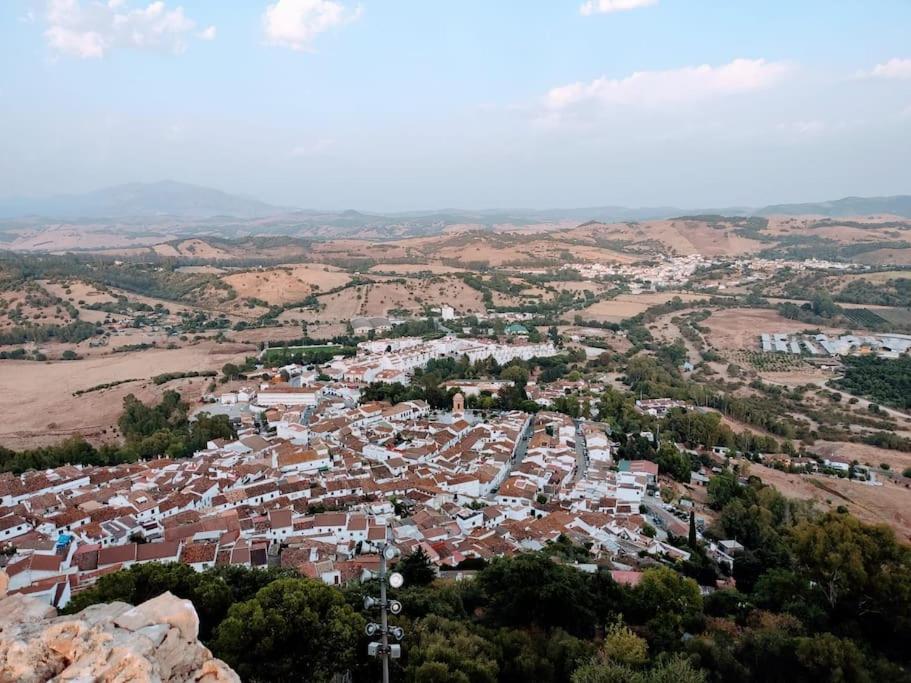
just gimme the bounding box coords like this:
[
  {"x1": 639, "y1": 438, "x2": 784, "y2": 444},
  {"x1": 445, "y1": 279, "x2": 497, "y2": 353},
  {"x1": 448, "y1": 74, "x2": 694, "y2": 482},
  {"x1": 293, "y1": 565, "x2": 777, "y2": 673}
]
[{"x1": 364, "y1": 537, "x2": 404, "y2": 683}]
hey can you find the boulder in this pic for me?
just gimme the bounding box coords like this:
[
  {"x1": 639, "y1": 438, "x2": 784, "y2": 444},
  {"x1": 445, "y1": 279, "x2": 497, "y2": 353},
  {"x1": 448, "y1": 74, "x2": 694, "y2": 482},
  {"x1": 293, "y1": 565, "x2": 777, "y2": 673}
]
[
  {"x1": 114, "y1": 592, "x2": 200, "y2": 641},
  {"x1": 0, "y1": 591, "x2": 239, "y2": 683}
]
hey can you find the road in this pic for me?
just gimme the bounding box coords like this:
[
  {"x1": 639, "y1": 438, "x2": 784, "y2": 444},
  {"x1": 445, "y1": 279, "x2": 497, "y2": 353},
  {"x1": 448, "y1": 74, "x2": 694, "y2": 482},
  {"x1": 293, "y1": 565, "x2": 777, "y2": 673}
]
[
  {"x1": 641, "y1": 493, "x2": 688, "y2": 533},
  {"x1": 573, "y1": 419, "x2": 589, "y2": 483}
]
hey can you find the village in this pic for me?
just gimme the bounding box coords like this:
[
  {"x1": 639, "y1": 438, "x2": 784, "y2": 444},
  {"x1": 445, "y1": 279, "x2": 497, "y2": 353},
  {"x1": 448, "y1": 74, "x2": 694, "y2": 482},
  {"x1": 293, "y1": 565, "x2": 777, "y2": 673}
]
[
  {"x1": 565, "y1": 255, "x2": 866, "y2": 291},
  {"x1": 0, "y1": 332, "x2": 749, "y2": 610}
]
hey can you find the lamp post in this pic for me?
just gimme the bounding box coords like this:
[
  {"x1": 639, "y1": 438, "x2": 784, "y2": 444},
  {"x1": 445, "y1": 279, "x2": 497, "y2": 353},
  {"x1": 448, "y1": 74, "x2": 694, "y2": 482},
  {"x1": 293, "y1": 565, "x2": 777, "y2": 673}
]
[{"x1": 364, "y1": 538, "x2": 404, "y2": 683}]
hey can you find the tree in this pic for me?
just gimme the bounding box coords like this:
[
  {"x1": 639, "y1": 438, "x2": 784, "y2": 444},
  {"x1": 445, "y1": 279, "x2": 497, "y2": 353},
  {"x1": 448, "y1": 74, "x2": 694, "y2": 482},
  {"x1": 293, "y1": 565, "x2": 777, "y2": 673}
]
[
  {"x1": 789, "y1": 512, "x2": 911, "y2": 611},
  {"x1": 572, "y1": 655, "x2": 706, "y2": 683},
  {"x1": 707, "y1": 471, "x2": 740, "y2": 510},
  {"x1": 811, "y1": 291, "x2": 840, "y2": 319},
  {"x1": 654, "y1": 442, "x2": 693, "y2": 483},
  {"x1": 221, "y1": 363, "x2": 242, "y2": 381},
  {"x1": 501, "y1": 365, "x2": 529, "y2": 386},
  {"x1": 397, "y1": 547, "x2": 437, "y2": 587},
  {"x1": 601, "y1": 621, "x2": 648, "y2": 667},
  {"x1": 476, "y1": 553, "x2": 596, "y2": 636},
  {"x1": 211, "y1": 578, "x2": 365, "y2": 683},
  {"x1": 406, "y1": 616, "x2": 499, "y2": 683},
  {"x1": 688, "y1": 510, "x2": 698, "y2": 547},
  {"x1": 630, "y1": 566, "x2": 703, "y2": 646}
]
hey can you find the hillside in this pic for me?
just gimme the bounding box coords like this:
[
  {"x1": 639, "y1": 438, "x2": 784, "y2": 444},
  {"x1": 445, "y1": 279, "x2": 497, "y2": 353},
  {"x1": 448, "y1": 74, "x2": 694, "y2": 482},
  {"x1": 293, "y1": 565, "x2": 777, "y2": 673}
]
[
  {"x1": 758, "y1": 195, "x2": 911, "y2": 218},
  {"x1": 0, "y1": 181, "x2": 286, "y2": 220}
]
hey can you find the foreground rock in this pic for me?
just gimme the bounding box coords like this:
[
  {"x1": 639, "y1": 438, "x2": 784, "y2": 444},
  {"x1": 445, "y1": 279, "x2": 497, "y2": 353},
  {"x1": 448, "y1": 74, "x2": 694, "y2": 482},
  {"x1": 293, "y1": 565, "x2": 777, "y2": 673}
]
[{"x1": 0, "y1": 591, "x2": 240, "y2": 683}]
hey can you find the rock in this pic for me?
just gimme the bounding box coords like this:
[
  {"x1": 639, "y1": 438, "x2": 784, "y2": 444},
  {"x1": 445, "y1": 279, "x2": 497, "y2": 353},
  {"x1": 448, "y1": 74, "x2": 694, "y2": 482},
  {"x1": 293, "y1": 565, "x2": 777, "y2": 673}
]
[
  {"x1": 0, "y1": 592, "x2": 239, "y2": 683},
  {"x1": 193, "y1": 658, "x2": 242, "y2": 683},
  {"x1": 0, "y1": 593, "x2": 57, "y2": 629},
  {"x1": 114, "y1": 592, "x2": 200, "y2": 641}
]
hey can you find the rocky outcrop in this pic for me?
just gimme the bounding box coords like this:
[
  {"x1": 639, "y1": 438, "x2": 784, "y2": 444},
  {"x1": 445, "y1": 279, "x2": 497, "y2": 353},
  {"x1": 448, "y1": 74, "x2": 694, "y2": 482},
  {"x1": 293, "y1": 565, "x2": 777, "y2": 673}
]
[{"x1": 0, "y1": 591, "x2": 240, "y2": 683}]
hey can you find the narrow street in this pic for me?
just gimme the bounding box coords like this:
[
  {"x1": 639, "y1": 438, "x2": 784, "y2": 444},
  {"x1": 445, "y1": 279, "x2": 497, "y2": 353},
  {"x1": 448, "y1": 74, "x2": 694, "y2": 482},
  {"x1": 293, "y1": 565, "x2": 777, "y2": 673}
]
[{"x1": 573, "y1": 419, "x2": 588, "y2": 483}]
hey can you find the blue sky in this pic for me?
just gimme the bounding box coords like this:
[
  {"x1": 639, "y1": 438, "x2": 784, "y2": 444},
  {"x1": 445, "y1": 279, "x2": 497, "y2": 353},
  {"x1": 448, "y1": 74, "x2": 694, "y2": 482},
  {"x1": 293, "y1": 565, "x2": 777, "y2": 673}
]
[{"x1": 1, "y1": 0, "x2": 910, "y2": 210}]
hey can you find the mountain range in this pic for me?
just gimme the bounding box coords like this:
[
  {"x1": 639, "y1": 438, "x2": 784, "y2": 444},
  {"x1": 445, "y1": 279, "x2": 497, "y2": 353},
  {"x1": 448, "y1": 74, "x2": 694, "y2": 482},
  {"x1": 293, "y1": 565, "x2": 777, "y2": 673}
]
[{"x1": 1, "y1": 180, "x2": 910, "y2": 223}]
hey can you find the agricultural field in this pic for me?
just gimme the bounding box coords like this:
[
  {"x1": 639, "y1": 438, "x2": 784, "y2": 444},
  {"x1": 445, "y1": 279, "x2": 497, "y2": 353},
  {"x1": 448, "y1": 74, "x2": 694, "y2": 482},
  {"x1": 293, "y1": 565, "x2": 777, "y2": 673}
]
[
  {"x1": 221, "y1": 264, "x2": 351, "y2": 306},
  {"x1": 703, "y1": 308, "x2": 846, "y2": 352},
  {"x1": 0, "y1": 342, "x2": 251, "y2": 449},
  {"x1": 842, "y1": 307, "x2": 890, "y2": 327},
  {"x1": 729, "y1": 350, "x2": 814, "y2": 371},
  {"x1": 577, "y1": 291, "x2": 704, "y2": 323}
]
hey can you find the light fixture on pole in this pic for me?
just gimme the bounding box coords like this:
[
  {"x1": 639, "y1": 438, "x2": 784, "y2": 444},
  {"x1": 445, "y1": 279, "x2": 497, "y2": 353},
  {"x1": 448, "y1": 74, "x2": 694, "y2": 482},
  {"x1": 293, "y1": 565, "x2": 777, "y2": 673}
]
[{"x1": 364, "y1": 534, "x2": 405, "y2": 683}]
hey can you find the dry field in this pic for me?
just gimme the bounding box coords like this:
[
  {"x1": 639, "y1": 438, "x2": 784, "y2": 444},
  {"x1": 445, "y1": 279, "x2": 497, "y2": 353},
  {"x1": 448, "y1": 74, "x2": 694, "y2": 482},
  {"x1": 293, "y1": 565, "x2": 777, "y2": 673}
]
[
  {"x1": 8, "y1": 226, "x2": 178, "y2": 252},
  {"x1": 811, "y1": 441, "x2": 911, "y2": 477},
  {"x1": 222, "y1": 264, "x2": 351, "y2": 305},
  {"x1": 152, "y1": 239, "x2": 233, "y2": 260},
  {"x1": 749, "y1": 461, "x2": 911, "y2": 543},
  {"x1": 855, "y1": 248, "x2": 911, "y2": 266},
  {"x1": 176, "y1": 265, "x2": 227, "y2": 274},
  {"x1": 646, "y1": 220, "x2": 766, "y2": 257},
  {"x1": 577, "y1": 291, "x2": 704, "y2": 323},
  {"x1": 0, "y1": 286, "x2": 74, "y2": 331},
  {"x1": 290, "y1": 276, "x2": 488, "y2": 323},
  {"x1": 0, "y1": 342, "x2": 253, "y2": 449},
  {"x1": 703, "y1": 308, "x2": 846, "y2": 352},
  {"x1": 836, "y1": 270, "x2": 911, "y2": 285}
]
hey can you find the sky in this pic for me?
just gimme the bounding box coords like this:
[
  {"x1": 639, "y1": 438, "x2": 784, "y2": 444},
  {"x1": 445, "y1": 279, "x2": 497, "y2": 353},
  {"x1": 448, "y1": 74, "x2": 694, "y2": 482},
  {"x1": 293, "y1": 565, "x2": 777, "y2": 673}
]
[{"x1": 1, "y1": 0, "x2": 910, "y2": 211}]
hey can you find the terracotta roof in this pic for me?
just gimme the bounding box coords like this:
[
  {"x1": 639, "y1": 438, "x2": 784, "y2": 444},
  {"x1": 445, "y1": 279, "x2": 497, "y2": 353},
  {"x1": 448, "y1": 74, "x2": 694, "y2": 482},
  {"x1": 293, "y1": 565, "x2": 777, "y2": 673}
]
[{"x1": 180, "y1": 542, "x2": 218, "y2": 565}]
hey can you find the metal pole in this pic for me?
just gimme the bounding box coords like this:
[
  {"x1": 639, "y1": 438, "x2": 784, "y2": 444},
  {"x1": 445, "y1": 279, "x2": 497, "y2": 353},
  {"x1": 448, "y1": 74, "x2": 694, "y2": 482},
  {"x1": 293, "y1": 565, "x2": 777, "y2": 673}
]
[{"x1": 380, "y1": 545, "x2": 389, "y2": 683}]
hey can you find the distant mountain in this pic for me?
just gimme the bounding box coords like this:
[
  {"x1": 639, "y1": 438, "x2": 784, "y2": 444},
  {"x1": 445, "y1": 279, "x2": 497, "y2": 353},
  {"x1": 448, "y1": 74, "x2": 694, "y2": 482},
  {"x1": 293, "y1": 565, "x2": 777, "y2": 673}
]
[
  {"x1": 1, "y1": 182, "x2": 909, "y2": 227},
  {"x1": 757, "y1": 195, "x2": 911, "y2": 218},
  {"x1": 0, "y1": 181, "x2": 288, "y2": 219}
]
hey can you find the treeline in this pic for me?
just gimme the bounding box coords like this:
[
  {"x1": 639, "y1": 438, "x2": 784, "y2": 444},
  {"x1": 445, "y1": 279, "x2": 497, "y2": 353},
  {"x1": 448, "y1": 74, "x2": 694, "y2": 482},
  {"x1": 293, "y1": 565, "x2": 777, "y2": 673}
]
[
  {"x1": 0, "y1": 251, "x2": 233, "y2": 305},
  {"x1": 61, "y1": 476, "x2": 911, "y2": 682},
  {"x1": 0, "y1": 391, "x2": 235, "y2": 474},
  {"x1": 0, "y1": 319, "x2": 99, "y2": 346},
  {"x1": 361, "y1": 352, "x2": 586, "y2": 412}
]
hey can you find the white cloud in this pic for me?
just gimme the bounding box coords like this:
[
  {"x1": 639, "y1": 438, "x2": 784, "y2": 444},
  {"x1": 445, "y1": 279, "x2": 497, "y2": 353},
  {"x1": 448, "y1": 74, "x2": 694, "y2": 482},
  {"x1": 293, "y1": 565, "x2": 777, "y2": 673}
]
[
  {"x1": 580, "y1": 0, "x2": 657, "y2": 16},
  {"x1": 777, "y1": 120, "x2": 827, "y2": 136},
  {"x1": 290, "y1": 138, "x2": 335, "y2": 157},
  {"x1": 546, "y1": 58, "x2": 792, "y2": 110},
  {"x1": 198, "y1": 25, "x2": 216, "y2": 40},
  {"x1": 42, "y1": 0, "x2": 213, "y2": 58},
  {"x1": 869, "y1": 58, "x2": 911, "y2": 80},
  {"x1": 263, "y1": 0, "x2": 362, "y2": 52}
]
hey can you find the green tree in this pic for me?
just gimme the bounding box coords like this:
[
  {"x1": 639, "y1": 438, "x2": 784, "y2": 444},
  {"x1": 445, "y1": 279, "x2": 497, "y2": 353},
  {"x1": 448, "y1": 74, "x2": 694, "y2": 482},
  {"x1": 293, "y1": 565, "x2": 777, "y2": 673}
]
[
  {"x1": 406, "y1": 616, "x2": 499, "y2": 683},
  {"x1": 601, "y1": 621, "x2": 649, "y2": 667},
  {"x1": 397, "y1": 547, "x2": 438, "y2": 587},
  {"x1": 501, "y1": 365, "x2": 530, "y2": 386},
  {"x1": 476, "y1": 553, "x2": 596, "y2": 636},
  {"x1": 707, "y1": 471, "x2": 741, "y2": 510},
  {"x1": 211, "y1": 578, "x2": 365, "y2": 683},
  {"x1": 572, "y1": 654, "x2": 706, "y2": 683}
]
